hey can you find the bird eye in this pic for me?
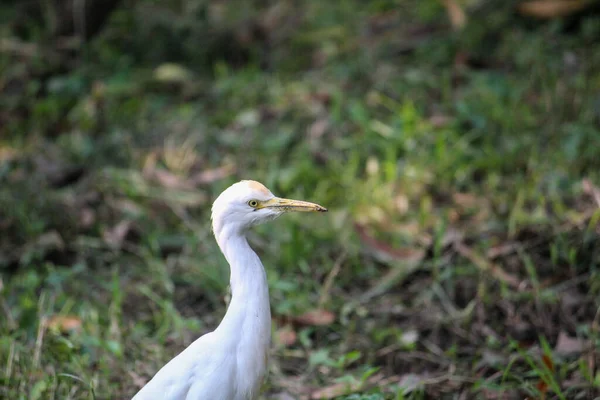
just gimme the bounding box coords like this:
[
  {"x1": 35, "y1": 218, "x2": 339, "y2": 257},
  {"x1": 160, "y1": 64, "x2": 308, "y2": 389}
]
[{"x1": 248, "y1": 200, "x2": 259, "y2": 208}]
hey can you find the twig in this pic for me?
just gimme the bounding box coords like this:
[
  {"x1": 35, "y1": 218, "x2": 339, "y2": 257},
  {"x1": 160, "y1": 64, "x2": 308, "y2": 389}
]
[
  {"x1": 0, "y1": 278, "x2": 17, "y2": 330},
  {"x1": 378, "y1": 349, "x2": 452, "y2": 367},
  {"x1": 0, "y1": 38, "x2": 39, "y2": 57},
  {"x1": 431, "y1": 282, "x2": 459, "y2": 316},
  {"x1": 33, "y1": 292, "x2": 48, "y2": 369},
  {"x1": 487, "y1": 208, "x2": 599, "y2": 260},
  {"x1": 591, "y1": 304, "x2": 600, "y2": 381},
  {"x1": 318, "y1": 251, "x2": 346, "y2": 308},
  {"x1": 4, "y1": 340, "x2": 15, "y2": 382},
  {"x1": 544, "y1": 272, "x2": 590, "y2": 292},
  {"x1": 455, "y1": 242, "x2": 521, "y2": 289},
  {"x1": 0, "y1": 298, "x2": 16, "y2": 331}
]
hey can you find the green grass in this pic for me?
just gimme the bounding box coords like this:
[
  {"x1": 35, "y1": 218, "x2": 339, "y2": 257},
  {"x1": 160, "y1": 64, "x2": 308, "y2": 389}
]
[{"x1": 1, "y1": 0, "x2": 600, "y2": 399}]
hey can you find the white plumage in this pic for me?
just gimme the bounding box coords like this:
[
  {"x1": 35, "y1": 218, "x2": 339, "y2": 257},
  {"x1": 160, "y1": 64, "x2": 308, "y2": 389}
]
[{"x1": 133, "y1": 180, "x2": 326, "y2": 400}]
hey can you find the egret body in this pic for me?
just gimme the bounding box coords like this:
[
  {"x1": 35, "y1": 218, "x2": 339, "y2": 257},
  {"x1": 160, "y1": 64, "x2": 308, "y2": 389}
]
[{"x1": 133, "y1": 180, "x2": 327, "y2": 400}]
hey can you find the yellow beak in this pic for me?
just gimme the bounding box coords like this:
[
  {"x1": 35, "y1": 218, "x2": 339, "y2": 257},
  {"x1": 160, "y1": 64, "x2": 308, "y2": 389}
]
[{"x1": 261, "y1": 197, "x2": 327, "y2": 213}]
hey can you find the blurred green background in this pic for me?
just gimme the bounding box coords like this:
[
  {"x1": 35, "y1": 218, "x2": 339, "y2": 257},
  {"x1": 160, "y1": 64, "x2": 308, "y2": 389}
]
[{"x1": 1, "y1": 0, "x2": 600, "y2": 398}]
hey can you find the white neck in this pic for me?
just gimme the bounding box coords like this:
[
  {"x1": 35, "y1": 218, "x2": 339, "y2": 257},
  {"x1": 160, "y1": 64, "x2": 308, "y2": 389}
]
[
  {"x1": 215, "y1": 227, "x2": 271, "y2": 313},
  {"x1": 213, "y1": 226, "x2": 271, "y2": 396}
]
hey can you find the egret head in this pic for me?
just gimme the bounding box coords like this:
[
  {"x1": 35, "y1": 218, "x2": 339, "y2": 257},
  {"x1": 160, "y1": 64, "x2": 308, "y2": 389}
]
[{"x1": 211, "y1": 180, "x2": 327, "y2": 237}]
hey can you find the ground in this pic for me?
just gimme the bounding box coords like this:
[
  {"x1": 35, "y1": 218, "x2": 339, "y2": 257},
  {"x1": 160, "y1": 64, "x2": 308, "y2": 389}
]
[{"x1": 1, "y1": 1, "x2": 599, "y2": 399}]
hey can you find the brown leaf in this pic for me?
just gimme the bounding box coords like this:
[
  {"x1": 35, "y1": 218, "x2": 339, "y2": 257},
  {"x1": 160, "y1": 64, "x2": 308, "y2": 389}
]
[
  {"x1": 310, "y1": 91, "x2": 332, "y2": 107},
  {"x1": 142, "y1": 151, "x2": 159, "y2": 176},
  {"x1": 109, "y1": 199, "x2": 144, "y2": 216},
  {"x1": 129, "y1": 371, "x2": 149, "y2": 389},
  {"x1": 146, "y1": 162, "x2": 235, "y2": 189},
  {"x1": 536, "y1": 354, "x2": 553, "y2": 398},
  {"x1": 275, "y1": 325, "x2": 297, "y2": 347},
  {"x1": 20, "y1": 231, "x2": 66, "y2": 264},
  {"x1": 310, "y1": 374, "x2": 384, "y2": 399},
  {"x1": 452, "y1": 192, "x2": 480, "y2": 208},
  {"x1": 394, "y1": 194, "x2": 409, "y2": 214},
  {"x1": 0, "y1": 146, "x2": 18, "y2": 162},
  {"x1": 476, "y1": 349, "x2": 506, "y2": 369},
  {"x1": 397, "y1": 373, "x2": 427, "y2": 393},
  {"x1": 542, "y1": 353, "x2": 554, "y2": 371},
  {"x1": 47, "y1": 315, "x2": 82, "y2": 333},
  {"x1": 518, "y1": 0, "x2": 590, "y2": 19},
  {"x1": 354, "y1": 223, "x2": 425, "y2": 264},
  {"x1": 153, "y1": 169, "x2": 194, "y2": 189},
  {"x1": 455, "y1": 242, "x2": 522, "y2": 289},
  {"x1": 36, "y1": 231, "x2": 65, "y2": 250},
  {"x1": 294, "y1": 309, "x2": 335, "y2": 326},
  {"x1": 555, "y1": 331, "x2": 586, "y2": 355},
  {"x1": 154, "y1": 63, "x2": 194, "y2": 84},
  {"x1": 536, "y1": 378, "x2": 549, "y2": 397},
  {"x1": 189, "y1": 163, "x2": 236, "y2": 185},
  {"x1": 308, "y1": 119, "x2": 329, "y2": 140},
  {"x1": 103, "y1": 220, "x2": 133, "y2": 248},
  {"x1": 270, "y1": 393, "x2": 296, "y2": 400},
  {"x1": 582, "y1": 178, "x2": 600, "y2": 207},
  {"x1": 259, "y1": 1, "x2": 290, "y2": 32},
  {"x1": 487, "y1": 242, "x2": 520, "y2": 259},
  {"x1": 429, "y1": 113, "x2": 453, "y2": 128},
  {"x1": 79, "y1": 207, "x2": 96, "y2": 229},
  {"x1": 441, "y1": 0, "x2": 467, "y2": 30},
  {"x1": 310, "y1": 381, "x2": 361, "y2": 399}
]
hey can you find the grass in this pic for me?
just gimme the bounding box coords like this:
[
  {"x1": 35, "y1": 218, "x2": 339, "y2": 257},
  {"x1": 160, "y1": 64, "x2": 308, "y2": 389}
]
[{"x1": 1, "y1": 0, "x2": 600, "y2": 399}]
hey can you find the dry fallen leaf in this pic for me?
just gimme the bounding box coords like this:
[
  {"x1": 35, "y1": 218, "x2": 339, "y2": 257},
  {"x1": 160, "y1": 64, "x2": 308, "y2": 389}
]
[
  {"x1": 154, "y1": 63, "x2": 195, "y2": 83},
  {"x1": 308, "y1": 119, "x2": 329, "y2": 140},
  {"x1": 582, "y1": 178, "x2": 600, "y2": 207},
  {"x1": 0, "y1": 146, "x2": 18, "y2": 162},
  {"x1": 535, "y1": 378, "x2": 549, "y2": 398},
  {"x1": 532, "y1": 354, "x2": 555, "y2": 398},
  {"x1": 103, "y1": 220, "x2": 133, "y2": 248},
  {"x1": 310, "y1": 381, "x2": 361, "y2": 399},
  {"x1": 79, "y1": 207, "x2": 96, "y2": 229},
  {"x1": 354, "y1": 223, "x2": 425, "y2": 265},
  {"x1": 452, "y1": 192, "x2": 481, "y2": 208},
  {"x1": 518, "y1": 0, "x2": 590, "y2": 18},
  {"x1": 275, "y1": 325, "x2": 297, "y2": 347},
  {"x1": 455, "y1": 242, "x2": 522, "y2": 289},
  {"x1": 145, "y1": 162, "x2": 235, "y2": 189},
  {"x1": 476, "y1": 349, "x2": 506, "y2": 369},
  {"x1": 153, "y1": 169, "x2": 194, "y2": 190},
  {"x1": 189, "y1": 163, "x2": 236, "y2": 185},
  {"x1": 542, "y1": 353, "x2": 554, "y2": 371},
  {"x1": 47, "y1": 315, "x2": 82, "y2": 333},
  {"x1": 270, "y1": 393, "x2": 296, "y2": 400},
  {"x1": 259, "y1": 1, "x2": 290, "y2": 32},
  {"x1": 441, "y1": 0, "x2": 467, "y2": 30},
  {"x1": 294, "y1": 309, "x2": 335, "y2": 326},
  {"x1": 34, "y1": 231, "x2": 65, "y2": 251},
  {"x1": 429, "y1": 113, "x2": 453, "y2": 128},
  {"x1": 555, "y1": 331, "x2": 586, "y2": 355},
  {"x1": 397, "y1": 373, "x2": 427, "y2": 393},
  {"x1": 129, "y1": 371, "x2": 149, "y2": 389},
  {"x1": 310, "y1": 373, "x2": 384, "y2": 399}
]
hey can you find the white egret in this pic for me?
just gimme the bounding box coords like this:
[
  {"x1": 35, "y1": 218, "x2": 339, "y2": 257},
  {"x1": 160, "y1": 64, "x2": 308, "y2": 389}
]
[{"x1": 133, "y1": 180, "x2": 327, "y2": 400}]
